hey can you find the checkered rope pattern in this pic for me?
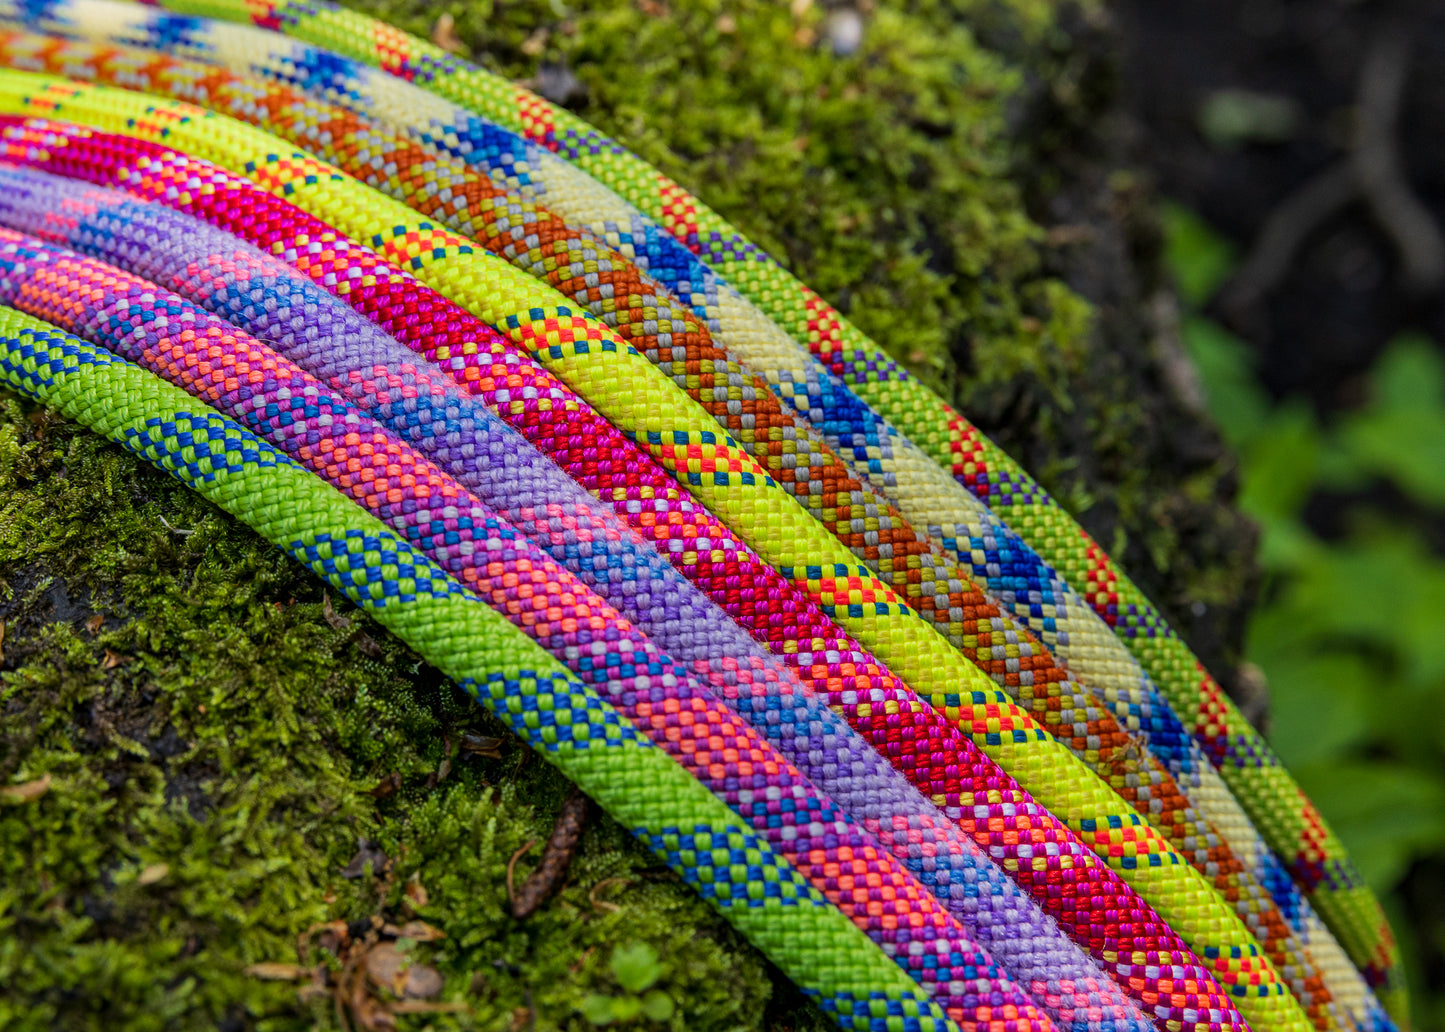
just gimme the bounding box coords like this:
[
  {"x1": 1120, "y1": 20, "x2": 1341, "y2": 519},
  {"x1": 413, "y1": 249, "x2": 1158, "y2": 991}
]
[
  {"x1": 0, "y1": 122, "x2": 1266, "y2": 1032},
  {"x1": 0, "y1": 166, "x2": 1181, "y2": 1032},
  {"x1": 0, "y1": 102, "x2": 1312, "y2": 1029},
  {"x1": 0, "y1": 302, "x2": 978, "y2": 1032},
  {"x1": 121, "y1": 0, "x2": 1398, "y2": 1010},
  {"x1": 0, "y1": 230, "x2": 1076, "y2": 1029},
  {"x1": 0, "y1": 21, "x2": 1383, "y2": 1031}
]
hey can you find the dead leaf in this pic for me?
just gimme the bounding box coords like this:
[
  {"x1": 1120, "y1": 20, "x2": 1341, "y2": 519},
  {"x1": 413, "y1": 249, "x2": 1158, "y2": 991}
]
[
  {"x1": 389, "y1": 1000, "x2": 467, "y2": 1014},
  {"x1": 403, "y1": 877, "x2": 429, "y2": 913},
  {"x1": 519, "y1": 26, "x2": 548, "y2": 56},
  {"x1": 364, "y1": 942, "x2": 407, "y2": 994},
  {"x1": 322, "y1": 592, "x2": 352, "y2": 631},
  {"x1": 1, "y1": 773, "x2": 51, "y2": 805},
  {"x1": 350, "y1": 632, "x2": 383, "y2": 659},
  {"x1": 430, "y1": 12, "x2": 468, "y2": 55},
  {"x1": 102, "y1": 649, "x2": 130, "y2": 669},
  {"x1": 458, "y1": 733, "x2": 504, "y2": 758},
  {"x1": 84, "y1": 612, "x2": 104, "y2": 635},
  {"x1": 137, "y1": 863, "x2": 170, "y2": 886},
  {"x1": 402, "y1": 964, "x2": 444, "y2": 999},
  {"x1": 245, "y1": 962, "x2": 309, "y2": 980},
  {"x1": 397, "y1": 920, "x2": 444, "y2": 943},
  {"x1": 367, "y1": 773, "x2": 402, "y2": 799},
  {"x1": 342, "y1": 839, "x2": 389, "y2": 880},
  {"x1": 0, "y1": 618, "x2": 7, "y2": 662}
]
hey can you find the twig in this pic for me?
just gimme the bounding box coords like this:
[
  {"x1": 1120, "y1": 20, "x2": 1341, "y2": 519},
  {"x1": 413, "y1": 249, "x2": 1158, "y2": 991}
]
[
  {"x1": 1220, "y1": 16, "x2": 1443, "y2": 315},
  {"x1": 1353, "y1": 20, "x2": 1444, "y2": 293},
  {"x1": 511, "y1": 787, "x2": 591, "y2": 919}
]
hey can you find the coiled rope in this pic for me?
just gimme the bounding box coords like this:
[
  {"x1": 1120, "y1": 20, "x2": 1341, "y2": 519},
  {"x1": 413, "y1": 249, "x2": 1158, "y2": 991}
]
[
  {"x1": 125, "y1": 0, "x2": 1397, "y2": 1006},
  {"x1": 0, "y1": 20, "x2": 1382, "y2": 1032},
  {"x1": 0, "y1": 94, "x2": 1308, "y2": 1032},
  {"x1": 0, "y1": 120, "x2": 1258, "y2": 1032},
  {"x1": 0, "y1": 301, "x2": 970, "y2": 1032},
  {"x1": 0, "y1": 78, "x2": 1323, "y2": 1029},
  {"x1": 0, "y1": 168, "x2": 1173, "y2": 1032}
]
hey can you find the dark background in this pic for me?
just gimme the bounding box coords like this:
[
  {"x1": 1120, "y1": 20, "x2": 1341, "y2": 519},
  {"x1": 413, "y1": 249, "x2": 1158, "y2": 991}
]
[{"x1": 1113, "y1": 1, "x2": 1445, "y2": 1024}]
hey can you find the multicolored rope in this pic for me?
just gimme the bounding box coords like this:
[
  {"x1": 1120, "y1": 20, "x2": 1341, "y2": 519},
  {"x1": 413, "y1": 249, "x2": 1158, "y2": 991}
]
[
  {"x1": 0, "y1": 119, "x2": 1259, "y2": 1032},
  {"x1": 128, "y1": 0, "x2": 1398, "y2": 1008},
  {"x1": 0, "y1": 304, "x2": 974, "y2": 1032},
  {"x1": 0, "y1": 227, "x2": 1078, "y2": 1029},
  {"x1": 0, "y1": 28, "x2": 1374, "y2": 1032},
  {"x1": 0, "y1": 165, "x2": 1177, "y2": 1032},
  {"x1": 0, "y1": 93, "x2": 1313, "y2": 1032}
]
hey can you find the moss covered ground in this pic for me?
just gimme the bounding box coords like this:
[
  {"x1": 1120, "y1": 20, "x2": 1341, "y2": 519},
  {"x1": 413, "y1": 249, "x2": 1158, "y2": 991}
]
[{"x1": 1, "y1": 0, "x2": 1259, "y2": 1027}]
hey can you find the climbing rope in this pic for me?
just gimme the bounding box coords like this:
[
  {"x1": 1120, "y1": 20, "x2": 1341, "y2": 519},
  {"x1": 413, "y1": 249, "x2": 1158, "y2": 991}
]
[
  {"x1": 0, "y1": 168, "x2": 1175, "y2": 1032},
  {"x1": 0, "y1": 19, "x2": 1380, "y2": 1027},
  {"x1": 0, "y1": 20, "x2": 1384, "y2": 1032},
  {"x1": 0, "y1": 82, "x2": 1323, "y2": 1032},
  {"x1": 122, "y1": 0, "x2": 1397, "y2": 1006},
  {"x1": 0, "y1": 301, "x2": 972, "y2": 1032},
  {"x1": 0, "y1": 120, "x2": 1259, "y2": 1032}
]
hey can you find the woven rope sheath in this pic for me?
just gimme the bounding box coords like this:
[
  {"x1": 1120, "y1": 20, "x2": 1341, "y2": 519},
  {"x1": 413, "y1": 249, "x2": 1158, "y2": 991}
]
[
  {"x1": 0, "y1": 23, "x2": 1353, "y2": 1027},
  {"x1": 0, "y1": 304, "x2": 977, "y2": 1032},
  {"x1": 124, "y1": 0, "x2": 1399, "y2": 1009},
  {"x1": 0, "y1": 168, "x2": 1176, "y2": 1032},
  {"x1": 0, "y1": 82, "x2": 1316, "y2": 1032},
  {"x1": 0, "y1": 121, "x2": 1264, "y2": 1032},
  {"x1": 0, "y1": 225, "x2": 1080, "y2": 1030},
  {"x1": 0, "y1": 22, "x2": 1379, "y2": 1032}
]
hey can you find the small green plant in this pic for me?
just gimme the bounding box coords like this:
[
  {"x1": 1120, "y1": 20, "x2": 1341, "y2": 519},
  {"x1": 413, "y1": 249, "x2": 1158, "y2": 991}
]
[{"x1": 579, "y1": 943, "x2": 676, "y2": 1026}]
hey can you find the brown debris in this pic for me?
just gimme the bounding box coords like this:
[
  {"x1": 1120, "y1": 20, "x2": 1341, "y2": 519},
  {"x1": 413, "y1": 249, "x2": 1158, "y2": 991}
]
[
  {"x1": 430, "y1": 12, "x2": 469, "y2": 56},
  {"x1": 1, "y1": 773, "x2": 52, "y2": 805},
  {"x1": 367, "y1": 773, "x2": 402, "y2": 799},
  {"x1": 322, "y1": 592, "x2": 353, "y2": 630},
  {"x1": 458, "y1": 732, "x2": 504, "y2": 759},
  {"x1": 511, "y1": 786, "x2": 591, "y2": 919}
]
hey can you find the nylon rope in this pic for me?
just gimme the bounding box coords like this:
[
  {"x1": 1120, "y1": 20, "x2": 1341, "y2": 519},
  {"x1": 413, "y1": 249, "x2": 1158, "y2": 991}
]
[
  {"x1": 0, "y1": 21, "x2": 1379, "y2": 1031},
  {"x1": 0, "y1": 167, "x2": 1179, "y2": 1032},
  {"x1": 0, "y1": 87, "x2": 1314, "y2": 1032},
  {"x1": 0, "y1": 19, "x2": 1387, "y2": 1032},
  {"x1": 0, "y1": 301, "x2": 970, "y2": 1032},
  {"x1": 113, "y1": 0, "x2": 1398, "y2": 1007},
  {"x1": 0, "y1": 120, "x2": 1261, "y2": 1032}
]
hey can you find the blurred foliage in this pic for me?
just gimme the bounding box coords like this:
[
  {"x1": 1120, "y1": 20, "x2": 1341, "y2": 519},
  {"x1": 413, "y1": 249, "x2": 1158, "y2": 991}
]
[{"x1": 1164, "y1": 203, "x2": 1445, "y2": 1029}]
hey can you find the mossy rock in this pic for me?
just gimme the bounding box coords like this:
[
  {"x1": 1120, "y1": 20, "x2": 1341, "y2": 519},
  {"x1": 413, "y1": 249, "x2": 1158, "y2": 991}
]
[{"x1": 1, "y1": 0, "x2": 1260, "y2": 1027}]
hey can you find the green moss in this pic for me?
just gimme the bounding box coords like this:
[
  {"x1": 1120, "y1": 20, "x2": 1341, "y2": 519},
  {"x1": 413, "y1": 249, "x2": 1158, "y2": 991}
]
[{"x1": 0, "y1": 393, "x2": 821, "y2": 1030}]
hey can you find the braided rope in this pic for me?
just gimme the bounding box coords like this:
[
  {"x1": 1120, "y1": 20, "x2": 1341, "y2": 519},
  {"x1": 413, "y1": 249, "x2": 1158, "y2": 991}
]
[
  {"x1": 0, "y1": 229, "x2": 1061, "y2": 1029},
  {"x1": 0, "y1": 302, "x2": 975, "y2": 1032},
  {"x1": 0, "y1": 21, "x2": 1382, "y2": 1030},
  {"x1": 0, "y1": 80, "x2": 1323, "y2": 1029},
  {"x1": 0, "y1": 166, "x2": 1181, "y2": 1032},
  {"x1": 0, "y1": 120, "x2": 1263, "y2": 1032},
  {"x1": 123, "y1": 0, "x2": 1398, "y2": 1007}
]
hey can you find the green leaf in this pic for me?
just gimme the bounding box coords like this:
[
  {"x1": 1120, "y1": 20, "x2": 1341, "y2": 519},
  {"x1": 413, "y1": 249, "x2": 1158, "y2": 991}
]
[
  {"x1": 1161, "y1": 202, "x2": 1239, "y2": 306},
  {"x1": 1180, "y1": 316, "x2": 1269, "y2": 447},
  {"x1": 641, "y1": 989, "x2": 676, "y2": 1022},
  {"x1": 610, "y1": 942, "x2": 662, "y2": 994},
  {"x1": 1336, "y1": 334, "x2": 1445, "y2": 506},
  {"x1": 581, "y1": 994, "x2": 618, "y2": 1025},
  {"x1": 610, "y1": 995, "x2": 643, "y2": 1023}
]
